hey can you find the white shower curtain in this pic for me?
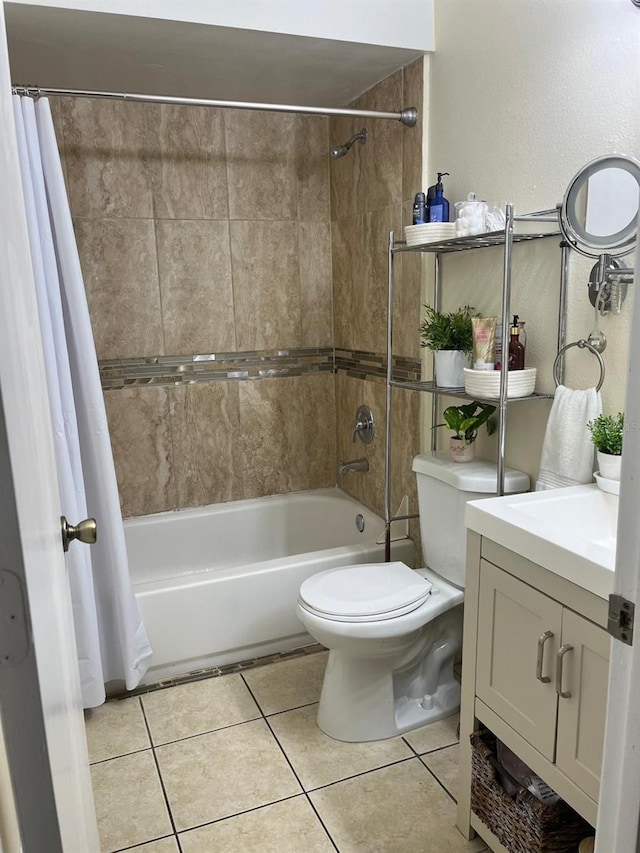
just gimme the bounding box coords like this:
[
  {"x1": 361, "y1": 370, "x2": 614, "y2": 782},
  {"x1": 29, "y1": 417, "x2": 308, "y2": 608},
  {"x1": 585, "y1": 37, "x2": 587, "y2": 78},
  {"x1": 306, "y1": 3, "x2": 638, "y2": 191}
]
[{"x1": 13, "y1": 95, "x2": 152, "y2": 707}]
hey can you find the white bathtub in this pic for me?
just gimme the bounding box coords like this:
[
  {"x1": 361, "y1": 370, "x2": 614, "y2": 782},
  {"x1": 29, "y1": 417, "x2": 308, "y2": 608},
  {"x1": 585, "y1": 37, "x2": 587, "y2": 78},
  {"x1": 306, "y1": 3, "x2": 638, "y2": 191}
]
[{"x1": 125, "y1": 487, "x2": 415, "y2": 683}]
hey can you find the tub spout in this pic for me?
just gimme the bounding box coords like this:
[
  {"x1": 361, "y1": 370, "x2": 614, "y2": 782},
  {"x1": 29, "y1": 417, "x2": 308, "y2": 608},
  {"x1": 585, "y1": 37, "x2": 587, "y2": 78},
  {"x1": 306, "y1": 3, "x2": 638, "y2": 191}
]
[{"x1": 338, "y1": 458, "x2": 369, "y2": 476}]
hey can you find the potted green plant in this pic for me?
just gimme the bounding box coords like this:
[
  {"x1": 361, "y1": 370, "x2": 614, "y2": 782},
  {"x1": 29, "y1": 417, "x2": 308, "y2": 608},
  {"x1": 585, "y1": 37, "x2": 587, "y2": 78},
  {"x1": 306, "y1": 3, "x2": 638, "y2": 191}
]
[
  {"x1": 587, "y1": 412, "x2": 624, "y2": 482},
  {"x1": 420, "y1": 305, "x2": 474, "y2": 389},
  {"x1": 434, "y1": 401, "x2": 497, "y2": 463}
]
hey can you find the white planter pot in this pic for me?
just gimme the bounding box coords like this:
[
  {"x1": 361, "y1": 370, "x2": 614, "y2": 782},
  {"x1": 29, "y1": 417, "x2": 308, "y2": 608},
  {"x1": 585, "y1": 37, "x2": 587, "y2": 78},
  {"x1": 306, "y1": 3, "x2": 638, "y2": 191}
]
[
  {"x1": 434, "y1": 350, "x2": 469, "y2": 388},
  {"x1": 597, "y1": 450, "x2": 621, "y2": 482},
  {"x1": 450, "y1": 437, "x2": 475, "y2": 463}
]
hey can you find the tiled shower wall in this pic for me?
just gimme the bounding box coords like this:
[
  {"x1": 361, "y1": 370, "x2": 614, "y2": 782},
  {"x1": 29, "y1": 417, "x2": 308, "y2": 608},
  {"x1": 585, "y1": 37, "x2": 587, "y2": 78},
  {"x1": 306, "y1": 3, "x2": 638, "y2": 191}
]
[
  {"x1": 330, "y1": 59, "x2": 423, "y2": 531},
  {"x1": 53, "y1": 99, "x2": 336, "y2": 517},
  {"x1": 53, "y1": 56, "x2": 423, "y2": 523}
]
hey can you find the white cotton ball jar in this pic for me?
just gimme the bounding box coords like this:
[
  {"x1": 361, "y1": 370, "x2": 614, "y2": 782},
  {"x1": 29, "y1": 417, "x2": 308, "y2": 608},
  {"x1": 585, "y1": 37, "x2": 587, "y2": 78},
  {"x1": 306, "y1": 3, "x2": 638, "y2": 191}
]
[{"x1": 454, "y1": 193, "x2": 488, "y2": 236}]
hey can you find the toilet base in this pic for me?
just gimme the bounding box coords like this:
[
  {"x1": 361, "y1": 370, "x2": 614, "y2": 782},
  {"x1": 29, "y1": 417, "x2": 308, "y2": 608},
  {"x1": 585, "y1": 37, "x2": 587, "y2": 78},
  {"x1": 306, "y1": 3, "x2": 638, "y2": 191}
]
[{"x1": 316, "y1": 606, "x2": 462, "y2": 742}]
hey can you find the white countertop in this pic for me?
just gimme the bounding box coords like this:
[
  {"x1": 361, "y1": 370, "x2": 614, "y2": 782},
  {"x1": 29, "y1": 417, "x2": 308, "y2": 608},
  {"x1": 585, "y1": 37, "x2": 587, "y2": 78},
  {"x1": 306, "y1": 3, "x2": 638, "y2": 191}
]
[{"x1": 465, "y1": 484, "x2": 617, "y2": 601}]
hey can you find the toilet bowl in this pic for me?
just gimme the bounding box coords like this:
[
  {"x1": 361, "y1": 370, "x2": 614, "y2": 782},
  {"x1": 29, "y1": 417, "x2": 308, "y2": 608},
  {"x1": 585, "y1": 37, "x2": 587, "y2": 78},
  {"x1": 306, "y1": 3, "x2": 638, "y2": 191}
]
[{"x1": 297, "y1": 453, "x2": 530, "y2": 743}]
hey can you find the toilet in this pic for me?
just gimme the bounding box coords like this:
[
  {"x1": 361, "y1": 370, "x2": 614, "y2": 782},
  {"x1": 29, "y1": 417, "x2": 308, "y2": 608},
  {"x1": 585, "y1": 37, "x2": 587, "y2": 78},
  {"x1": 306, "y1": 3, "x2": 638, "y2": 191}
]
[{"x1": 296, "y1": 453, "x2": 530, "y2": 742}]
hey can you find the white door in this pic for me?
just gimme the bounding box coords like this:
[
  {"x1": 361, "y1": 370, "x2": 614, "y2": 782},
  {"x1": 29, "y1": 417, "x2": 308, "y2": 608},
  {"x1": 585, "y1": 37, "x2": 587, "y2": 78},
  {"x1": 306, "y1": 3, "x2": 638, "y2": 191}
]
[
  {"x1": 596, "y1": 228, "x2": 640, "y2": 852},
  {"x1": 0, "y1": 2, "x2": 99, "y2": 851}
]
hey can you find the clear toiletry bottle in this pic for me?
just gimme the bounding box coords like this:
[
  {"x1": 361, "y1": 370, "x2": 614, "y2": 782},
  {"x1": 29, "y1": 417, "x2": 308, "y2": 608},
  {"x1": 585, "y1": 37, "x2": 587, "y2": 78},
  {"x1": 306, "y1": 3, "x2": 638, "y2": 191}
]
[
  {"x1": 494, "y1": 321, "x2": 503, "y2": 371},
  {"x1": 508, "y1": 315, "x2": 525, "y2": 370},
  {"x1": 428, "y1": 172, "x2": 450, "y2": 222}
]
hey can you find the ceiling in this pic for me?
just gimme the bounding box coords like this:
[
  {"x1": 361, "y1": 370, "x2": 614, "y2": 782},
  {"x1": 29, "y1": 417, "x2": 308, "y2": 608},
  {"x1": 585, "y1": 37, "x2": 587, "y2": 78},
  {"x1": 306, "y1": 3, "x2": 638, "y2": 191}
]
[{"x1": 5, "y1": 3, "x2": 424, "y2": 107}]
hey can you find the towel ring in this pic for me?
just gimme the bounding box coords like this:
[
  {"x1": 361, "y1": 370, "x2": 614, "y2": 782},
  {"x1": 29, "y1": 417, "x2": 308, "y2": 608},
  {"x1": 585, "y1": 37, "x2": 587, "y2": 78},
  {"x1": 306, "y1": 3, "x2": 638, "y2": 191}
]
[{"x1": 553, "y1": 339, "x2": 605, "y2": 391}]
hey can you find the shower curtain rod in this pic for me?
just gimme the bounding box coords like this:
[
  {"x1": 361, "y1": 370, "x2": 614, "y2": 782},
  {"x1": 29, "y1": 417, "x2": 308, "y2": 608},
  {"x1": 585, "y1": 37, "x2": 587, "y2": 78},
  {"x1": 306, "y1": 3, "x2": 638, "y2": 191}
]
[{"x1": 11, "y1": 85, "x2": 418, "y2": 126}]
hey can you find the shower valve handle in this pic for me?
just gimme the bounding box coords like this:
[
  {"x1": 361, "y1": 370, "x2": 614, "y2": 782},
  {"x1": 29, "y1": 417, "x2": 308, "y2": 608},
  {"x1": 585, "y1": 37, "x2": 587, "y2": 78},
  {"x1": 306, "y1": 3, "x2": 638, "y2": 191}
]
[
  {"x1": 61, "y1": 516, "x2": 97, "y2": 552},
  {"x1": 351, "y1": 406, "x2": 375, "y2": 444}
]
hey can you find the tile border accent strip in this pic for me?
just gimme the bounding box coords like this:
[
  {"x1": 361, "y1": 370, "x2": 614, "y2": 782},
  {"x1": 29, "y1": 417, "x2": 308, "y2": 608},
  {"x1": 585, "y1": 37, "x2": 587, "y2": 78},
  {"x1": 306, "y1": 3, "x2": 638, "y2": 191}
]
[
  {"x1": 99, "y1": 348, "x2": 422, "y2": 389},
  {"x1": 335, "y1": 348, "x2": 421, "y2": 384}
]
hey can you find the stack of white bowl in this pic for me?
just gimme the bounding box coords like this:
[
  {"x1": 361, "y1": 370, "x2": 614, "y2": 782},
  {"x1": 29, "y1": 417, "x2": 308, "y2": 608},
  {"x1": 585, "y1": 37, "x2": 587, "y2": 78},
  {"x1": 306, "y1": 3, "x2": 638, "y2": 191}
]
[{"x1": 404, "y1": 223, "x2": 457, "y2": 246}]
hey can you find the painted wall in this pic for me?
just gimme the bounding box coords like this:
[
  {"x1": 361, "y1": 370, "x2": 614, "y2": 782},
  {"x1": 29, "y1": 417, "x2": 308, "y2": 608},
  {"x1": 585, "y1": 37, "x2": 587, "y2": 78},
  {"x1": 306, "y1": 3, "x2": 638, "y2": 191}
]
[
  {"x1": 8, "y1": 0, "x2": 435, "y2": 50},
  {"x1": 428, "y1": 0, "x2": 640, "y2": 483}
]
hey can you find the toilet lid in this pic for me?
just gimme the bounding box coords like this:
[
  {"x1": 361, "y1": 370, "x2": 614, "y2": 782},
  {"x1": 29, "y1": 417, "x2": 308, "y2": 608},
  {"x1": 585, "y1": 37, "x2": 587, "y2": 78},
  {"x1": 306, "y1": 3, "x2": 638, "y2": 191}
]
[{"x1": 299, "y1": 562, "x2": 432, "y2": 620}]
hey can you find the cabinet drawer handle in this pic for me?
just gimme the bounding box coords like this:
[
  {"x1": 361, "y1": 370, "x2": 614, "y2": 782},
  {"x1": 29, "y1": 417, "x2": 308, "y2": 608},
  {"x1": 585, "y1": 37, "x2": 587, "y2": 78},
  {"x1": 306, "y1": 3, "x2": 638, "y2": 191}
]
[
  {"x1": 535, "y1": 630, "x2": 554, "y2": 683},
  {"x1": 556, "y1": 644, "x2": 574, "y2": 698}
]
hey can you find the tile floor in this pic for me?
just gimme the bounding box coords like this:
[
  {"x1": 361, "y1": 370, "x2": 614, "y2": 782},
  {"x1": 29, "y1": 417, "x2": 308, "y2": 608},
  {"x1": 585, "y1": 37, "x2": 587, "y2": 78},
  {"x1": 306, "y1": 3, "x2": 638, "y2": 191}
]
[{"x1": 85, "y1": 650, "x2": 488, "y2": 852}]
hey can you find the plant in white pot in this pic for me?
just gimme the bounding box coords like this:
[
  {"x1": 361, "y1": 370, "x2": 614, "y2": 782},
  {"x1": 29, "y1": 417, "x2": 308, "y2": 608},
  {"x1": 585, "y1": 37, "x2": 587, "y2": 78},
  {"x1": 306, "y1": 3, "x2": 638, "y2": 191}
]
[
  {"x1": 420, "y1": 304, "x2": 474, "y2": 388},
  {"x1": 587, "y1": 412, "x2": 624, "y2": 481},
  {"x1": 434, "y1": 401, "x2": 497, "y2": 463}
]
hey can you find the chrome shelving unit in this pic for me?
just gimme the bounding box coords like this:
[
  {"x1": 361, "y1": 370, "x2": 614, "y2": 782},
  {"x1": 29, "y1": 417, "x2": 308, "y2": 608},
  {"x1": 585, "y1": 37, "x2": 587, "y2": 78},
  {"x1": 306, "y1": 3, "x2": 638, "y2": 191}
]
[{"x1": 383, "y1": 205, "x2": 567, "y2": 560}]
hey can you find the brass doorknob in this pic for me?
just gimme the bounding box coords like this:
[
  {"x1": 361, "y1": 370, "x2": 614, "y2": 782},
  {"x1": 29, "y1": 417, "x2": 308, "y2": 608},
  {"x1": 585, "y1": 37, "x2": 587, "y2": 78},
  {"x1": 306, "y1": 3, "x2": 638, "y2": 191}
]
[{"x1": 61, "y1": 516, "x2": 97, "y2": 552}]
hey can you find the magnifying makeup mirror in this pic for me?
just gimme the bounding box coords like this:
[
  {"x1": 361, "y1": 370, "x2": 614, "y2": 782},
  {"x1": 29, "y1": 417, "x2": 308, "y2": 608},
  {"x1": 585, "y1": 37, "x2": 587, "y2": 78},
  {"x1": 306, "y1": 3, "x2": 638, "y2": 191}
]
[
  {"x1": 559, "y1": 154, "x2": 639, "y2": 353},
  {"x1": 560, "y1": 154, "x2": 640, "y2": 258}
]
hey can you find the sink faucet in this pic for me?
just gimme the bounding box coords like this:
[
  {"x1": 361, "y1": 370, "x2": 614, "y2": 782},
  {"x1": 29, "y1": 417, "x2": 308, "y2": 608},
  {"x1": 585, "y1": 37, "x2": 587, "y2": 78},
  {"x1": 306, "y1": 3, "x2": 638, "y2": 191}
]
[{"x1": 338, "y1": 458, "x2": 369, "y2": 476}]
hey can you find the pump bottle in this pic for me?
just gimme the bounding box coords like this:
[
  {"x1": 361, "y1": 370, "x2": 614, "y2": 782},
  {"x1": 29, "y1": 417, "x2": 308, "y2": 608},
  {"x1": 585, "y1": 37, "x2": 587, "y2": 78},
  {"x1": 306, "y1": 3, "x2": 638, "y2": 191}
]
[
  {"x1": 508, "y1": 315, "x2": 525, "y2": 370},
  {"x1": 427, "y1": 172, "x2": 450, "y2": 222}
]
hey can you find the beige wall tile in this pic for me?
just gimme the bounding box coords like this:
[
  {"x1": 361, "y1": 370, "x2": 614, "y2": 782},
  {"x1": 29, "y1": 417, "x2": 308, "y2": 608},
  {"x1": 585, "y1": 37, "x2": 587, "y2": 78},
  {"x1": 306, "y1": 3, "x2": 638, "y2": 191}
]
[
  {"x1": 359, "y1": 379, "x2": 387, "y2": 516},
  {"x1": 156, "y1": 220, "x2": 235, "y2": 354},
  {"x1": 301, "y1": 373, "x2": 336, "y2": 490},
  {"x1": 61, "y1": 98, "x2": 154, "y2": 218},
  {"x1": 238, "y1": 378, "x2": 308, "y2": 498},
  {"x1": 299, "y1": 222, "x2": 333, "y2": 348},
  {"x1": 355, "y1": 71, "x2": 404, "y2": 213},
  {"x1": 152, "y1": 104, "x2": 228, "y2": 220},
  {"x1": 394, "y1": 201, "x2": 423, "y2": 358},
  {"x1": 331, "y1": 214, "x2": 363, "y2": 350},
  {"x1": 296, "y1": 115, "x2": 330, "y2": 222},
  {"x1": 362, "y1": 204, "x2": 402, "y2": 354},
  {"x1": 75, "y1": 218, "x2": 163, "y2": 359},
  {"x1": 402, "y1": 58, "x2": 424, "y2": 204},
  {"x1": 104, "y1": 387, "x2": 176, "y2": 517},
  {"x1": 335, "y1": 373, "x2": 365, "y2": 505},
  {"x1": 179, "y1": 797, "x2": 334, "y2": 853},
  {"x1": 155, "y1": 720, "x2": 301, "y2": 830},
  {"x1": 231, "y1": 221, "x2": 301, "y2": 350},
  {"x1": 169, "y1": 382, "x2": 243, "y2": 507},
  {"x1": 84, "y1": 697, "x2": 149, "y2": 763},
  {"x1": 242, "y1": 652, "x2": 328, "y2": 716},
  {"x1": 141, "y1": 673, "x2": 260, "y2": 745},
  {"x1": 91, "y1": 751, "x2": 172, "y2": 853},
  {"x1": 390, "y1": 385, "x2": 420, "y2": 522},
  {"x1": 226, "y1": 110, "x2": 297, "y2": 220}
]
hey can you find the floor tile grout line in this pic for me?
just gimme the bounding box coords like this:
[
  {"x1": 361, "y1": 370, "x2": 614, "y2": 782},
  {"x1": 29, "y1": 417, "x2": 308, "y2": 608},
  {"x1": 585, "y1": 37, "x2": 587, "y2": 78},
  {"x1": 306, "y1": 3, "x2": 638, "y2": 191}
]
[
  {"x1": 258, "y1": 707, "x2": 340, "y2": 853},
  {"x1": 139, "y1": 698, "x2": 183, "y2": 847},
  {"x1": 173, "y1": 792, "x2": 308, "y2": 838},
  {"x1": 89, "y1": 745, "x2": 152, "y2": 767},
  {"x1": 139, "y1": 710, "x2": 264, "y2": 749},
  {"x1": 417, "y1": 754, "x2": 458, "y2": 805},
  {"x1": 401, "y1": 735, "x2": 460, "y2": 759},
  {"x1": 302, "y1": 754, "x2": 418, "y2": 795},
  {"x1": 112, "y1": 832, "x2": 177, "y2": 853}
]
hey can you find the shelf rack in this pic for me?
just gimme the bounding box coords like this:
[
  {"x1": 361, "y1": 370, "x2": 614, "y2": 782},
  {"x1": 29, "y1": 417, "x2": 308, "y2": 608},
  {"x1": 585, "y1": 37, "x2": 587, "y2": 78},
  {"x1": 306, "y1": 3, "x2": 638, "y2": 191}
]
[{"x1": 383, "y1": 205, "x2": 568, "y2": 560}]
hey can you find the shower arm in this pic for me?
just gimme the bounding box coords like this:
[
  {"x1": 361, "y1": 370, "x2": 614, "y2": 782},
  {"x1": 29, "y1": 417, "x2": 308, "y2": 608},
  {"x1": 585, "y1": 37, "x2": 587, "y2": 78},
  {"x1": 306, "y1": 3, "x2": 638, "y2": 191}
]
[{"x1": 11, "y1": 85, "x2": 418, "y2": 127}]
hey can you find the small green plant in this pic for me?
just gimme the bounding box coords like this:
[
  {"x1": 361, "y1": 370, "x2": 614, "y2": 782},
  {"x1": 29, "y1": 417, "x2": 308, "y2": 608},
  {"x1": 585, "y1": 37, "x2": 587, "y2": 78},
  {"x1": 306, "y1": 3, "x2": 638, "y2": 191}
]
[
  {"x1": 587, "y1": 412, "x2": 624, "y2": 456},
  {"x1": 434, "y1": 401, "x2": 497, "y2": 443},
  {"x1": 420, "y1": 305, "x2": 474, "y2": 354}
]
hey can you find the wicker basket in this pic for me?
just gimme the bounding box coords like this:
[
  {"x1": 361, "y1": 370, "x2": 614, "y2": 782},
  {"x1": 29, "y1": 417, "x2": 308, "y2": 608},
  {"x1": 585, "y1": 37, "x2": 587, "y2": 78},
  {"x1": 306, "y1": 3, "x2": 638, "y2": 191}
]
[{"x1": 470, "y1": 730, "x2": 593, "y2": 853}]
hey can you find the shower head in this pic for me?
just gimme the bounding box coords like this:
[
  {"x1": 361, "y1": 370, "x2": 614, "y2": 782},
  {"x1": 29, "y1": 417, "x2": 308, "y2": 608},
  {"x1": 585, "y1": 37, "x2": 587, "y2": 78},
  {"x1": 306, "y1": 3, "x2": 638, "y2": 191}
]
[{"x1": 330, "y1": 128, "x2": 368, "y2": 160}]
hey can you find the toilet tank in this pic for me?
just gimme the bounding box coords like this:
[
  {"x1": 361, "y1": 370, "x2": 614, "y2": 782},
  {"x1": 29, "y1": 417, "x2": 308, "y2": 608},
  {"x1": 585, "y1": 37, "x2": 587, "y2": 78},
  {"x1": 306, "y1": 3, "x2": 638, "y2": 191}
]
[{"x1": 411, "y1": 453, "x2": 530, "y2": 588}]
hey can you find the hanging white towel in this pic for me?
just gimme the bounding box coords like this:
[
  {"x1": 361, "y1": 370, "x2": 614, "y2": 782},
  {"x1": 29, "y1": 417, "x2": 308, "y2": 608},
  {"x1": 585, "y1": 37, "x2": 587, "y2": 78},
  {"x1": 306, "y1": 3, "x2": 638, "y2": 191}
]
[{"x1": 536, "y1": 385, "x2": 602, "y2": 491}]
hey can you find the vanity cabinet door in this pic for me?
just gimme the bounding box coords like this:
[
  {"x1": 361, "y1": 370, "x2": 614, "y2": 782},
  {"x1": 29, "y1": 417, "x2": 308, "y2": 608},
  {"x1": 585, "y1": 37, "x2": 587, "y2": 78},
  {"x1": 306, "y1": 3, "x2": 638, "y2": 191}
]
[
  {"x1": 476, "y1": 560, "x2": 562, "y2": 760},
  {"x1": 556, "y1": 608, "x2": 611, "y2": 802}
]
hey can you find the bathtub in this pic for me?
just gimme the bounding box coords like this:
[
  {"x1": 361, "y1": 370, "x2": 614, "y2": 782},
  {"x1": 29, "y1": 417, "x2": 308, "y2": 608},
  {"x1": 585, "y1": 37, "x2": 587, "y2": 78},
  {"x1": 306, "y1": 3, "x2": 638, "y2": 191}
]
[{"x1": 125, "y1": 487, "x2": 415, "y2": 683}]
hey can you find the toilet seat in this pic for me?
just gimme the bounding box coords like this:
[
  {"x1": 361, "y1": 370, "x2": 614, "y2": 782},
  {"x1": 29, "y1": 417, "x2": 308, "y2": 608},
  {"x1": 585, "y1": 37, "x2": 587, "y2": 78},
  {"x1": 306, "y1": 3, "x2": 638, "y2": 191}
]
[{"x1": 298, "y1": 562, "x2": 432, "y2": 623}]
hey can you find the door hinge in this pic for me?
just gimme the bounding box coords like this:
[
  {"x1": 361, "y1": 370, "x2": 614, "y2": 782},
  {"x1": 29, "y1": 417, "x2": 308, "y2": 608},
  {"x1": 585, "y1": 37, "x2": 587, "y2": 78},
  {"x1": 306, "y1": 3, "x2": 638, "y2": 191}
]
[{"x1": 608, "y1": 594, "x2": 635, "y2": 645}]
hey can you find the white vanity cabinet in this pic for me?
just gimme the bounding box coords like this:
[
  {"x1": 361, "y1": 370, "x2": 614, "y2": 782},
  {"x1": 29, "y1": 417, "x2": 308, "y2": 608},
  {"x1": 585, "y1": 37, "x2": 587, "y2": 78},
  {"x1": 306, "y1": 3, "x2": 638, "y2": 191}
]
[{"x1": 458, "y1": 533, "x2": 611, "y2": 847}]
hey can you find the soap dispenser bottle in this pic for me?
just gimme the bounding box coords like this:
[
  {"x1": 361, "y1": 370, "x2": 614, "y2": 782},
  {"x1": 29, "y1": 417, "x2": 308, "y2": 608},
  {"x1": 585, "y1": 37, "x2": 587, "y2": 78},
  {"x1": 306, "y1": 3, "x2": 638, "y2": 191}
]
[
  {"x1": 508, "y1": 315, "x2": 525, "y2": 370},
  {"x1": 428, "y1": 172, "x2": 450, "y2": 222}
]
